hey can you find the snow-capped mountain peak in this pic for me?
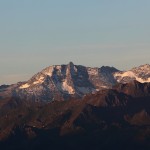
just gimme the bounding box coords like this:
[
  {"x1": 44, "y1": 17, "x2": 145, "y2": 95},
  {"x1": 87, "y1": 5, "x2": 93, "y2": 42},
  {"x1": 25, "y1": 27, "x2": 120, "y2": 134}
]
[
  {"x1": 16, "y1": 62, "x2": 119, "y2": 101},
  {"x1": 131, "y1": 64, "x2": 150, "y2": 75},
  {"x1": 114, "y1": 64, "x2": 150, "y2": 83}
]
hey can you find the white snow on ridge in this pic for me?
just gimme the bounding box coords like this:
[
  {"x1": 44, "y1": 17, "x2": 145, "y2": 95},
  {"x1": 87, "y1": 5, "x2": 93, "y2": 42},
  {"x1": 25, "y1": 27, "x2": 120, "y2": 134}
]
[
  {"x1": 42, "y1": 66, "x2": 54, "y2": 77},
  {"x1": 62, "y1": 79, "x2": 75, "y2": 94},
  {"x1": 74, "y1": 66, "x2": 78, "y2": 72},
  {"x1": 20, "y1": 77, "x2": 45, "y2": 89},
  {"x1": 20, "y1": 83, "x2": 30, "y2": 89},
  {"x1": 114, "y1": 71, "x2": 150, "y2": 83},
  {"x1": 33, "y1": 76, "x2": 44, "y2": 85},
  {"x1": 100, "y1": 86, "x2": 108, "y2": 89}
]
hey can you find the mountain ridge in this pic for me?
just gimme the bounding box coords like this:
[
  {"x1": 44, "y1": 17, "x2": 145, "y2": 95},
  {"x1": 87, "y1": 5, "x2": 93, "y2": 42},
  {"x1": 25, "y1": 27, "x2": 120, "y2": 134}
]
[{"x1": 1, "y1": 62, "x2": 150, "y2": 102}]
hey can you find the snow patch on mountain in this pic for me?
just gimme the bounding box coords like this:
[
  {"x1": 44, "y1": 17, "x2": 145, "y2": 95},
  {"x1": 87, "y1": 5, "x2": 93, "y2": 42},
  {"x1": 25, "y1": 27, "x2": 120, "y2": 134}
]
[
  {"x1": 115, "y1": 64, "x2": 150, "y2": 84},
  {"x1": 33, "y1": 76, "x2": 45, "y2": 85},
  {"x1": 62, "y1": 79, "x2": 75, "y2": 94},
  {"x1": 20, "y1": 83, "x2": 30, "y2": 89},
  {"x1": 42, "y1": 66, "x2": 55, "y2": 77}
]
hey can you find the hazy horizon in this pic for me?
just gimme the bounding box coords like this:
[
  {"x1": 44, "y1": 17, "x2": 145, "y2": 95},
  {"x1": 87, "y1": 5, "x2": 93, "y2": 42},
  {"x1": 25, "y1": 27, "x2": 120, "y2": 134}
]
[{"x1": 0, "y1": 0, "x2": 150, "y2": 85}]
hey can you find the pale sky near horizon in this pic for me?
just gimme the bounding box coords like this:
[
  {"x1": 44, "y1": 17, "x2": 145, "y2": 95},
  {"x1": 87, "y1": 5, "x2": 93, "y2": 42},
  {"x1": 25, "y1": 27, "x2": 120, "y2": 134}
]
[{"x1": 0, "y1": 0, "x2": 150, "y2": 85}]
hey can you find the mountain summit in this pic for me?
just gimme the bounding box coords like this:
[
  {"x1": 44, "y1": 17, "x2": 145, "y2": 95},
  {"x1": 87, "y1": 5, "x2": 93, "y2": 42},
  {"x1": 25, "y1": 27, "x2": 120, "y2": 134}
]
[{"x1": 15, "y1": 62, "x2": 119, "y2": 101}]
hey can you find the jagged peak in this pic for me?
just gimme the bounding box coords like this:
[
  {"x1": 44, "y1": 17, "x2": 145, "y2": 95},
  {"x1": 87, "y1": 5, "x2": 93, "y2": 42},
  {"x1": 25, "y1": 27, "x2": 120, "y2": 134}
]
[
  {"x1": 42, "y1": 62, "x2": 75, "y2": 73},
  {"x1": 100, "y1": 66, "x2": 119, "y2": 73},
  {"x1": 66, "y1": 62, "x2": 78, "y2": 76},
  {"x1": 68, "y1": 61, "x2": 74, "y2": 66}
]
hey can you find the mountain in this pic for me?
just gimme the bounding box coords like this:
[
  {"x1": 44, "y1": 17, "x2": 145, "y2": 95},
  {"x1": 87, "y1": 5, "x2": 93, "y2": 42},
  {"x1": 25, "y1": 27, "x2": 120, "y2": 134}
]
[
  {"x1": 1, "y1": 63, "x2": 150, "y2": 103},
  {"x1": 2, "y1": 62, "x2": 118, "y2": 102},
  {"x1": 0, "y1": 81, "x2": 150, "y2": 150},
  {"x1": 114, "y1": 64, "x2": 150, "y2": 83},
  {"x1": 1, "y1": 63, "x2": 150, "y2": 150}
]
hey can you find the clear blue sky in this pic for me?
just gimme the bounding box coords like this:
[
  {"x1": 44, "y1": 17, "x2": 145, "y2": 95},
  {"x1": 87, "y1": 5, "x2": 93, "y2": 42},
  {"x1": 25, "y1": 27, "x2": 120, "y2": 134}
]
[{"x1": 0, "y1": 0, "x2": 150, "y2": 84}]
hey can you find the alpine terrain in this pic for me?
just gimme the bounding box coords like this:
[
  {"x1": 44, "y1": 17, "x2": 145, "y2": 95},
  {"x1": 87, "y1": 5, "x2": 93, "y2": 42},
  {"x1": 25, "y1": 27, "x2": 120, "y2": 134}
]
[{"x1": 0, "y1": 62, "x2": 150, "y2": 150}]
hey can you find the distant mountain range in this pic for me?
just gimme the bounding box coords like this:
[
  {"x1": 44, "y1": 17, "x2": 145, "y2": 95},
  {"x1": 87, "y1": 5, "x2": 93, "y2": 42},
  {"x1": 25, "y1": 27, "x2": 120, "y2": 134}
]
[
  {"x1": 1, "y1": 62, "x2": 150, "y2": 102},
  {"x1": 0, "y1": 63, "x2": 150, "y2": 150}
]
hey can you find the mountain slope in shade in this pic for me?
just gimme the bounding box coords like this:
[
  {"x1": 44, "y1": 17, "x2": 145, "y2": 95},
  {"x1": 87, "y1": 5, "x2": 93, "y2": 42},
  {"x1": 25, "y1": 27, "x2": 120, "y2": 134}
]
[
  {"x1": 0, "y1": 81, "x2": 150, "y2": 150},
  {"x1": 114, "y1": 80, "x2": 150, "y2": 97}
]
